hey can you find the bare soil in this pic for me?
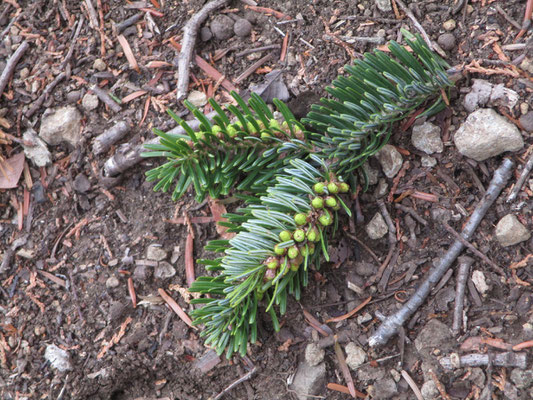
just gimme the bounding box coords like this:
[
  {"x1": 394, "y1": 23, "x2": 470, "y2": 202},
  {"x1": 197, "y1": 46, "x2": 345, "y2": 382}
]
[{"x1": 1, "y1": 0, "x2": 532, "y2": 399}]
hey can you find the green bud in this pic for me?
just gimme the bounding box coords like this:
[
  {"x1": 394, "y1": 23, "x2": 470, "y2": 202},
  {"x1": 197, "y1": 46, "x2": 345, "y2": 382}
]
[
  {"x1": 318, "y1": 210, "x2": 333, "y2": 226},
  {"x1": 247, "y1": 121, "x2": 257, "y2": 133},
  {"x1": 293, "y1": 229, "x2": 305, "y2": 242},
  {"x1": 327, "y1": 182, "x2": 339, "y2": 194},
  {"x1": 264, "y1": 268, "x2": 276, "y2": 280},
  {"x1": 235, "y1": 120, "x2": 243, "y2": 128},
  {"x1": 311, "y1": 197, "x2": 324, "y2": 209},
  {"x1": 308, "y1": 242, "x2": 316, "y2": 255},
  {"x1": 227, "y1": 125, "x2": 238, "y2": 138},
  {"x1": 287, "y1": 245, "x2": 299, "y2": 259},
  {"x1": 294, "y1": 213, "x2": 307, "y2": 226},
  {"x1": 290, "y1": 263, "x2": 300, "y2": 272},
  {"x1": 300, "y1": 245, "x2": 309, "y2": 257},
  {"x1": 211, "y1": 125, "x2": 222, "y2": 134},
  {"x1": 260, "y1": 131, "x2": 272, "y2": 139},
  {"x1": 325, "y1": 196, "x2": 337, "y2": 208},
  {"x1": 281, "y1": 121, "x2": 289, "y2": 131},
  {"x1": 274, "y1": 244, "x2": 286, "y2": 256},
  {"x1": 313, "y1": 182, "x2": 325, "y2": 194},
  {"x1": 266, "y1": 257, "x2": 279, "y2": 269},
  {"x1": 279, "y1": 230, "x2": 292, "y2": 242},
  {"x1": 306, "y1": 227, "x2": 319, "y2": 242},
  {"x1": 339, "y1": 182, "x2": 350, "y2": 193},
  {"x1": 269, "y1": 119, "x2": 281, "y2": 130}
]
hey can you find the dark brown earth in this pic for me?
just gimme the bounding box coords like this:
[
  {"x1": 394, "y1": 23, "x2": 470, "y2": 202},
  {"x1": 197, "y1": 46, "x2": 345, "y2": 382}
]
[{"x1": 1, "y1": 0, "x2": 532, "y2": 399}]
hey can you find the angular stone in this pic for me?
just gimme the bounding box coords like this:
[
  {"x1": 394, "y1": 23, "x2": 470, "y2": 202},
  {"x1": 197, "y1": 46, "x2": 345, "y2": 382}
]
[
  {"x1": 375, "y1": 144, "x2": 403, "y2": 178},
  {"x1": 22, "y1": 129, "x2": 51, "y2": 167},
  {"x1": 82, "y1": 93, "x2": 99, "y2": 111},
  {"x1": 305, "y1": 343, "x2": 324, "y2": 367},
  {"x1": 375, "y1": 0, "x2": 392, "y2": 12},
  {"x1": 187, "y1": 90, "x2": 207, "y2": 107},
  {"x1": 345, "y1": 342, "x2": 366, "y2": 370},
  {"x1": 510, "y1": 368, "x2": 533, "y2": 389},
  {"x1": 454, "y1": 108, "x2": 523, "y2": 161},
  {"x1": 39, "y1": 106, "x2": 82, "y2": 147},
  {"x1": 290, "y1": 361, "x2": 326, "y2": 400},
  {"x1": 154, "y1": 261, "x2": 176, "y2": 279},
  {"x1": 368, "y1": 378, "x2": 397, "y2": 399},
  {"x1": 45, "y1": 344, "x2": 72, "y2": 372},
  {"x1": 366, "y1": 212, "x2": 388, "y2": 240},
  {"x1": 471, "y1": 270, "x2": 489, "y2": 295},
  {"x1": 421, "y1": 380, "x2": 439, "y2": 400},
  {"x1": 495, "y1": 214, "x2": 531, "y2": 247},
  {"x1": 147, "y1": 245, "x2": 167, "y2": 261},
  {"x1": 414, "y1": 319, "x2": 452, "y2": 353},
  {"x1": 519, "y1": 111, "x2": 533, "y2": 132},
  {"x1": 412, "y1": 122, "x2": 443, "y2": 154}
]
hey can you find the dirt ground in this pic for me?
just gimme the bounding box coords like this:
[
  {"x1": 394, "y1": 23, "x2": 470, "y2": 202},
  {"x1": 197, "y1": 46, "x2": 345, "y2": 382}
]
[{"x1": 1, "y1": 0, "x2": 532, "y2": 399}]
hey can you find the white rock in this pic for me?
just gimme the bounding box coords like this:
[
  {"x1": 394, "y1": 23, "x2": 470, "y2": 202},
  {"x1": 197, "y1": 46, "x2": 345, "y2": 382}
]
[
  {"x1": 421, "y1": 380, "x2": 439, "y2": 400},
  {"x1": 464, "y1": 79, "x2": 493, "y2": 112},
  {"x1": 39, "y1": 106, "x2": 82, "y2": 147},
  {"x1": 471, "y1": 270, "x2": 489, "y2": 296},
  {"x1": 411, "y1": 122, "x2": 443, "y2": 154},
  {"x1": 105, "y1": 276, "x2": 119, "y2": 288},
  {"x1": 45, "y1": 344, "x2": 72, "y2": 372},
  {"x1": 375, "y1": 144, "x2": 403, "y2": 178},
  {"x1": 454, "y1": 108, "x2": 523, "y2": 161},
  {"x1": 305, "y1": 343, "x2": 325, "y2": 367},
  {"x1": 495, "y1": 214, "x2": 531, "y2": 247},
  {"x1": 82, "y1": 93, "x2": 99, "y2": 111},
  {"x1": 22, "y1": 129, "x2": 51, "y2": 167},
  {"x1": 421, "y1": 155, "x2": 437, "y2": 168},
  {"x1": 345, "y1": 342, "x2": 366, "y2": 370},
  {"x1": 366, "y1": 212, "x2": 388, "y2": 239},
  {"x1": 154, "y1": 261, "x2": 176, "y2": 279},
  {"x1": 187, "y1": 90, "x2": 207, "y2": 107},
  {"x1": 147, "y1": 244, "x2": 167, "y2": 261},
  {"x1": 375, "y1": 0, "x2": 392, "y2": 12}
]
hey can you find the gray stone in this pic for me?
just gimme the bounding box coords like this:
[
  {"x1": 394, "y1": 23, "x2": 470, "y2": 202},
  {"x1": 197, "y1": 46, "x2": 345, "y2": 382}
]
[
  {"x1": 233, "y1": 18, "x2": 252, "y2": 37},
  {"x1": 22, "y1": 129, "x2": 51, "y2": 167},
  {"x1": 361, "y1": 162, "x2": 379, "y2": 185},
  {"x1": 468, "y1": 368, "x2": 486, "y2": 387},
  {"x1": 200, "y1": 26, "x2": 212, "y2": 42},
  {"x1": 93, "y1": 58, "x2": 106, "y2": 71},
  {"x1": 355, "y1": 262, "x2": 376, "y2": 277},
  {"x1": 368, "y1": 378, "x2": 397, "y2": 399},
  {"x1": 471, "y1": 270, "x2": 489, "y2": 295},
  {"x1": 66, "y1": 90, "x2": 81, "y2": 103},
  {"x1": 437, "y1": 33, "x2": 455, "y2": 51},
  {"x1": 442, "y1": 19, "x2": 456, "y2": 31},
  {"x1": 290, "y1": 361, "x2": 326, "y2": 400},
  {"x1": 519, "y1": 111, "x2": 533, "y2": 132},
  {"x1": 147, "y1": 245, "x2": 167, "y2": 261},
  {"x1": 305, "y1": 343, "x2": 324, "y2": 367},
  {"x1": 73, "y1": 173, "x2": 90, "y2": 193},
  {"x1": 211, "y1": 15, "x2": 234, "y2": 40},
  {"x1": 489, "y1": 84, "x2": 518, "y2": 111},
  {"x1": 44, "y1": 344, "x2": 72, "y2": 372},
  {"x1": 495, "y1": 214, "x2": 531, "y2": 247},
  {"x1": 366, "y1": 212, "x2": 388, "y2": 240},
  {"x1": 431, "y1": 206, "x2": 451, "y2": 224},
  {"x1": 345, "y1": 342, "x2": 366, "y2": 370},
  {"x1": 133, "y1": 265, "x2": 150, "y2": 281},
  {"x1": 187, "y1": 90, "x2": 207, "y2": 107},
  {"x1": 510, "y1": 368, "x2": 533, "y2": 389},
  {"x1": 82, "y1": 93, "x2": 99, "y2": 111},
  {"x1": 454, "y1": 108, "x2": 523, "y2": 161},
  {"x1": 412, "y1": 122, "x2": 443, "y2": 154},
  {"x1": 375, "y1": 0, "x2": 392, "y2": 12},
  {"x1": 421, "y1": 155, "x2": 437, "y2": 168},
  {"x1": 154, "y1": 261, "x2": 176, "y2": 279},
  {"x1": 39, "y1": 106, "x2": 82, "y2": 147},
  {"x1": 374, "y1": 178, "x2": 388, "y2": 198},
  {"x1": 375, "y1": 144, "x2": 403, "y2": 178},
  {"x1": 421, "y1": 380, "x2": 439, "y2": 400},
  {"x1": 106, "y1": 276, "x2": 119, "y2": 288},
  {"x1": 358, "y1": 365, "x2": 385, "y2": 381},
  {"x1": 414, "y1": 319, "x2": 452, "y2": 353},
  {"x1": 519, "y1": 57, "x2": 533, "y2": 74},
  {"x1": 464, "y1": 80, "x2": 492, "y2": 112}
]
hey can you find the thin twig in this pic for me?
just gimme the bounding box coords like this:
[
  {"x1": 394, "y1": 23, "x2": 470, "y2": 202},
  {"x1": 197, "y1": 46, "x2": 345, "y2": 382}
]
[
  {"x1": 236, "y1": 44, "x2": 281, "y2": 58},
  {"x1": 394, "y1": 203, "x2": 428, "y2": 226},
  {"x1": 177, "y1": 0, "x2": 229, "y2": 101},
  {"x1": 90, "y1": 84, "x2": 122, "y2": 113},
  {"x1": 233, "y1": 53, "x2": 273, "y2": 84},
  {"x1": 26, "y1": 72, "x2": 66, "y2": 118},
  {"x1": 442, "y1": 221, "x2": 504, "y2": 275},
  {"x1": 507, "y1": 151, "x2": 533, "y2": 203},
  {"x1": 401, "y1": 370, "x2": 423, "y2": 400},
  {"x1": 439, "y1": 351, "x2": 527, "y2": 370},
  {"x1": 452, "y1": 256, "x2": 474, "y2": 335},
  {"x1": 0, "y1": 40, "x2": 29, "y2": 98},
  {"x1": 494, "y1": 5, "x2": 522, "y2": 30},
  {"x1": 393, "y1": 0, "x2": 433, "y2": 51},
  {"x1": 368, "y1": 158, "x2": 514, "y2": 347},
  {"x1": 92, "y1": 120, "x2": 130, "y2": 155},
  {"x1": 211, "y1": 366, "x2": 257, "y2": 400},
  {"x1": 60, "y1": 16, "x2": 85, "y2": 69}
]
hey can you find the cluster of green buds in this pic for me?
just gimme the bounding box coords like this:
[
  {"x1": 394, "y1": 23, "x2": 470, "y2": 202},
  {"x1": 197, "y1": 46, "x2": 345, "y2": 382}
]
[
  {"x1": 262, "y1": 178, "x2": 350, "y2": 281},
  {"x1": 206, "y1": 116, "x2": 305, "y2": 142}
]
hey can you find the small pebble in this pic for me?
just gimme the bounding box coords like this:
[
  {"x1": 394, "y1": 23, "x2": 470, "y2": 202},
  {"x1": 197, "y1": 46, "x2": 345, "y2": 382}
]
[
  {"x1": 200, "y1": 26, "x2": 212, "y2": 42},
  {"x1": 187, "y1": 90, "x2": 208, "y2": 107},
  {"x1": 520, "y1": 102, "x2": 529, "y2": 115},
  {"x1": 19, "y1": 67, "x2": 29, "y2": 79},
  {"x1": 106, "y1": 276, "x2": 120, "y2": 288},
  {"x1": 519, "y1": 111, "x2": 533, "y2": 132},
  {"x1": 73, "y1": 173, "x2": 91, "y2": 193},
  {"x1": 305, "y1": 343, "x2": 325, "y2": 366},
  {"x1": 442, "y1": 19, "x2": 456, "y2": 31},
  {"x1": 154, "y1": 261, "x2": 176, "y2": 279},
  {"x1": 93, "y1": 58, "x2": 107, "y2": 71},
  {"x1": 147, "y1": 244, "x2": 167, "y2": 261},
  {"x1": 437, "y1": 33, "x2": 456, "y2": 51},
  {"x1": 233, "y1": 18, "x2": 252, "y2": 37},
  {"x1": 82, "y1": 93, "x2": 99, "y2": 111},
  {"x1": 66, "y1": 90, "x2": 81, "y2": 103},
  {"x1": 211, "y1": 14, "x2": 234, "y2": 40},
  {"x1": 345, "y1": 342, "x2": 366, "y2": 370}
]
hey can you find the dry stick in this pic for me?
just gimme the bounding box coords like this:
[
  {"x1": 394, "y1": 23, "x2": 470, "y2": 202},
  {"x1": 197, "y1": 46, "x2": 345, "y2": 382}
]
[
  {"x1": 393, "y1": 0, "x2": 434, "y2": 51},
  {"x1": 394, "y1": 203, "x2": 428, "y2": 226},
  {"x1": 452, "y1": 256, "x2": 474, "y2": 335},
  {"x1": 442, "y1": 221, "x2": 504, "y2": 275},
  {"x1": 233, "y1": 52, "x2": 273, "y2": 85},
  {"x1": 495, "y1": 5, "x2": 522, "y2": 30},
  {"x1": 0, "y1": 40, "x2": 29, "y2": 98},
  {"x1": 507, "y1": 151, "x2": 533, "y2": 203},
  {"x1": 90, "y1": 84, "x2": 122, "y2": 113},
  {"x1": 92, "y1": 120, "x2": 130, "y2": 155},
  {"x1": 60, "y1": 16, "x2": 85, "y2": 69},
  {"x1": 368, "y1": 158, "x2": 514, "y2": 347},
  {"x1": 235, "y1": 44, "x2": 281, "y2": 57},
  {"x1": 439, "y1": 352, "x2": 528, "y2": 370},
  {"x1": 211, "y1": 366, "x2": 257, "y2": 400},
  {"x1": 26, "y1": 72, "x2": 66, "y2": 118},
  {"x1": 103, "y1": 111, "x2": 217, "y2": 177},
  {"x1": 177, "y1": 0, "x2": 229, "y2": 101}
]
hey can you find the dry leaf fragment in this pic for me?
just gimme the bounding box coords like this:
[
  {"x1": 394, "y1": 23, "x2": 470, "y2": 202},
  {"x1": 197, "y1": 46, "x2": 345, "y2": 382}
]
[{"x1": 0, "y1": 152, "x2": 25, "y2": 189}]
